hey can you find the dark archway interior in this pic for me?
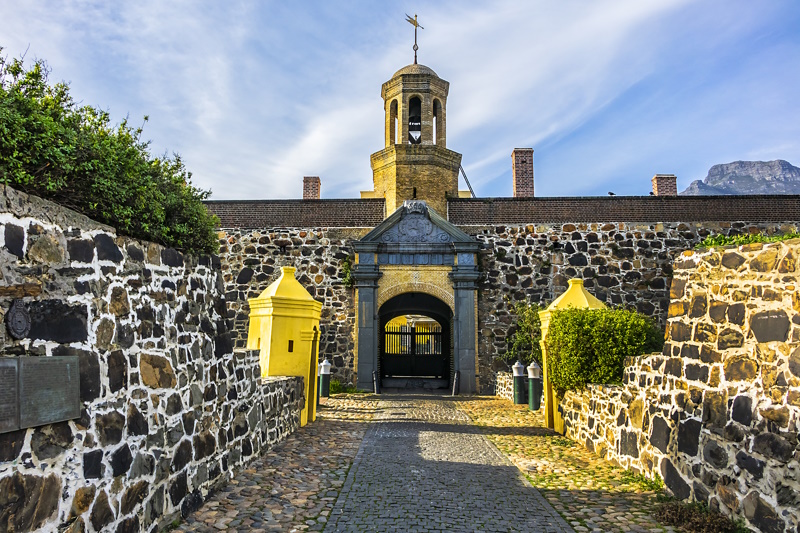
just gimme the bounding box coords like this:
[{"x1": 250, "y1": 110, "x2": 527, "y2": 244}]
[{"x1": 379, "y1": 293, "x2": 452, "y2": 383}]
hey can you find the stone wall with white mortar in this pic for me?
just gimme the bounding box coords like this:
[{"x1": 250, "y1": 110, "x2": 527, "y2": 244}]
[
  {"x1": 561, "y1": 240, "x2": 800, "y2": 533},
  {"x1": 0, "y1": 187, "x2": 304, "y2": 533}
]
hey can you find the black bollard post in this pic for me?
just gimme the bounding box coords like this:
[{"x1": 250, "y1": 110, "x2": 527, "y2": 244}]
[
  {"x1": 372, "y1": 370, "x2": 381, "y2": 394},
  {"x1": 527, "y1": 361, "x2": 542, "y2": 410},
  {"x1": 452, "y1": 370, "x2": 460, "y2": 396},
  {"x1": 512, "y1": 361, "x2": 526, "y2": 404}
]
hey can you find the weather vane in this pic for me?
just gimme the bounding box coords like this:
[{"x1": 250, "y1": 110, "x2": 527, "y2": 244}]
[{"x1": 405, "y1": 13, "x2": 423, "y2": 64}]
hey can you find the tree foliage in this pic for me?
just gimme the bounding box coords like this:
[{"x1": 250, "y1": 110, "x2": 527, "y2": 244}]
[
  {"x1": 504, "y1": 301, "x2": 543, "y2": 366},
  {"x1": 546, "y1": 307, "x2": 662, "y2": 394},
  {"x1": 0, "y1": 50, "x2": 219, "y2": 255}
]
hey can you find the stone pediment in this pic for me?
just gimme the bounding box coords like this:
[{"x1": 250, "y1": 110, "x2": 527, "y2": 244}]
[{"x1": 359, "y1": 201, "x2": 476, "y2": 246}]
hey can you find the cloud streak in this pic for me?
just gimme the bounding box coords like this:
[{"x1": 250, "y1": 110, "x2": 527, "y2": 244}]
[{"x1": 1, "y1": 0, "x2": 798, "y2": 199}]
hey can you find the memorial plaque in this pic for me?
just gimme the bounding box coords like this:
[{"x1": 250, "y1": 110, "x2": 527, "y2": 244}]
[
  {"x1": 0, "y1": 359, "x2": 19, "y2": 433},
  {"x1": 19, "y1": 356, "x2": 80, "y2": 429}
]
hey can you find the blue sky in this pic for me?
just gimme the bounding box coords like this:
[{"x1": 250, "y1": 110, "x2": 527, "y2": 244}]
[{"x1": 2, "y1": 1, "x2": 799, "y2": 199}]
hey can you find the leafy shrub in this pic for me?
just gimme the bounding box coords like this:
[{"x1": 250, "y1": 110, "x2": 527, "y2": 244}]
[
  {"x1": 329, "y1": 379, "x2": 343, "y2": 394},
  {"x1": 695, "y1": 231, "x2": 800, "y2": 249},
  {"x1": 504, "y1": 301, "x2": 543, "y2": 366},
  {"x1": 546, "y1": 307, "x2": 662, "y2": 394},
  {"x1": 0, "y1": 50, "x2": 219, "y2": 255}
]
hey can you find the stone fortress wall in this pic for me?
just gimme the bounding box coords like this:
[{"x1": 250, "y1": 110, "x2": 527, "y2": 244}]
[
  {"x1": 210, "y1": 196, "x2": 800, "y2": 393},
  {"x1": 0, "y1": 187, "x2": 305, "y2": 533},
  {"x1": 560, "y1": 240, "x2": 800, "y2": 533}
]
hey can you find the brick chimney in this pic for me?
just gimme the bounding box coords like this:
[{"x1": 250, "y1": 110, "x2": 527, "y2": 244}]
[
  {"x1": 651, "y1": 174, "x2": 677, "y2": 196},
  {"x1": 512, "y1": 148, "x2": 534, "y2": 197},
  {"x1": 303, "y1": 176, "x2": 321, "y2": 200}
]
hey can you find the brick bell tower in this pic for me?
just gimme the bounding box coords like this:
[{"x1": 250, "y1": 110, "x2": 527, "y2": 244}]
[{"x1": 363, "y1": 64, "x2": 463, "y2": 216}]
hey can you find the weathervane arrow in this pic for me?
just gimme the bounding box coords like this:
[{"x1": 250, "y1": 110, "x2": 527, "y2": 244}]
[{"x1": 405, "y1": 13, "x2": 423, "y2": 64}]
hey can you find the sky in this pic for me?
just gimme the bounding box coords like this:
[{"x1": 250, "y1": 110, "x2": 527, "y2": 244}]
[{"x1": 1, "y1": 1, "x2": 799, "y2": 200}]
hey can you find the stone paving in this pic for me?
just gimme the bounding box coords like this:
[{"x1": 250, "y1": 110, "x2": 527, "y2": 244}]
[
  {"x1": 179, "y1": 393, "x2": 674, "y2": 533},
  {"x1": 456, "y1": 397, "x2": 676, "y2": 533},
  {"x1": 324, "y1": 392, "x2": 571, "y2": 532}
]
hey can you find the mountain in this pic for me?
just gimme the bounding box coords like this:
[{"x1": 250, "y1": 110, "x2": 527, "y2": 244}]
[{"x1": 680, "y1": 160, "x2": 800, "y2": 195}]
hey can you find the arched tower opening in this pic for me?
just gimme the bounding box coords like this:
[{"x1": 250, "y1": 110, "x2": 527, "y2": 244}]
[
  {"x1": 433, "y1": 98, "x2": 444, "y2": 147},
  {"x1": 387, "y1": 99, "x2": 399, "y2": 146},
  {"x1": 408, "y1": 96, "x2": 422, "y2": 144}
]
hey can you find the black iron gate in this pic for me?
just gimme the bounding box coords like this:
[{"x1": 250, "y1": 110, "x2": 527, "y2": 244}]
[{"x1": 381, "y1": 324, "x2": 446, "y2": 378}]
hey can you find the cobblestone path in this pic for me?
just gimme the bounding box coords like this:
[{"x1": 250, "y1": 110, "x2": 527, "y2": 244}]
[
  {"x1": 177, "y1": 395, "x2": 379, "y2": 532},
  {"x1": 324, "y1": 393, "x2": 572, "y2": 532}
]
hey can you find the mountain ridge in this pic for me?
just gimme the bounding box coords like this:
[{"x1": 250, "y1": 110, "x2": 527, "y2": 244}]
[{"x1": 680, "y1": 160, "x2": 800, "y2": 195}]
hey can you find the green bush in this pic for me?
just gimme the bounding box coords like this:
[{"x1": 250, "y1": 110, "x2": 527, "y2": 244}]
[
  {"x1": 695, "y1": 231, "x2": 800, "y2": 249},
  {"x1": 504, "y1": 301, "x2": 543, "y2": 366},
  {"x1": 546, "y1": 307, "x2": 662, "y2": 394},
  {"x1": 0, "y1": 50, "x2": 219, "y2": 255}
]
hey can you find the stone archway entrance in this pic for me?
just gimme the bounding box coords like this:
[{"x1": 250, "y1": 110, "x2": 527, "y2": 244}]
[
  {"x1": 351, "y1": 200, "x2": 481, "y2": 393},
  {"x1": 379, "y1": 292, "x2": 452, "y2": 387}
]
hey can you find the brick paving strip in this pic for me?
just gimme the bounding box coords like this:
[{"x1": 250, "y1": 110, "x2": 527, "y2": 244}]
[
  {"x1": 324, "y1": 393, "x2": 573, "y2": 533},
  {"x1": 455, "y1": 397, "x2": 676, "y2": 533}
]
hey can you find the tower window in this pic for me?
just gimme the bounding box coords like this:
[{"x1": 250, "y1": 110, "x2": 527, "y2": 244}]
[
  {"x1": 433, "y1": 99, "x2": 442, "y2": 146},
  {"x1": 408, "y1": 97, "x2": 421, "y2": 144},
  {"x1": 389, "y1": 99, "x2": 398, "y2": 145}
]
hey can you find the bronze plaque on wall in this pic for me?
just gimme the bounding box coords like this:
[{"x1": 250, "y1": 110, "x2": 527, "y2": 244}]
[
  {"x1": 0, "y1": 359, "x2": 19, "y2": 433},
  {"x1": 18, "y1": 356, "x2": 81, "y2": 429}
]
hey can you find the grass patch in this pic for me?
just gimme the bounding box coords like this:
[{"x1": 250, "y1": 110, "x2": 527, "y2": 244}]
[
  {"x1": 654, "y1": 499, "x2": 749, "y2": 533},
  {"x1": 328, "y1": 380, "x2": 370, "y2": 395},
  {"x1": 619, "y1": 469, "x2": 664, "y2": 491},
  {"x1": 550, "y1": 437, "x2": 575, "y2": 447},
  {"x1": 695, "y1": 232, "x2": 800, "y2": 249}
]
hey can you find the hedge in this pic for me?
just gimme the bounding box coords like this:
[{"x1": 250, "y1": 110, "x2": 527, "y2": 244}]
[
  {"x1": 546, "y1": 307, "x2": 662, "y2": 394},
  {"x1": 0, "y1": 50, "x2": 219, "y2": 255}
]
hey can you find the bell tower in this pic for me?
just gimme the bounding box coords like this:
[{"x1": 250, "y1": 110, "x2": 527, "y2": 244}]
[{"x1": 364, "y1": 64, "x2": 463, "y2": 216}]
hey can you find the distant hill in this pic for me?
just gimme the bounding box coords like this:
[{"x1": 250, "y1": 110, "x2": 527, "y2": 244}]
[{"x1": 680, "y1": 160, "x2": 800, "y2": 195}]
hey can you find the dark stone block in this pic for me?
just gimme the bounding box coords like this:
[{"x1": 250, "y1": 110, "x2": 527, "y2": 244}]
[
  {"x1": 161, "y1": 248, "x2": 184, "y2": 267},
  {"x1": 724, "y1": 423, "x2": 745, "y2": 443},
  {"x1": 67, "y1": 239, "x2": 95, "y2": 263},
  {"x1": 680, "y1": 344, "x2": 700, "y2": 360},
  {"x1": 703, "y1": 441, "x2": 728, "y2": 468},
  {"x1": 30, "y1": 422, "x2": 73, "y2": 460},
  {"x1": 669, "y1": 278, "x2": 686, "y2": 299},
  {"x1": 166, "y1": 393, "x2": 183, "y2": 416},
  {"x1": 169, "y1": 472, "x2": 188, "y2": 506},
  {"x1": 664, "y1": 358, "x2": 682, "y2": 377},
  {"x1": 96, "y1": 411, "x2": 125, "y2": 446},
  {"x1": 745, "y1": 494, "x2": 784, "y2": 533},
  {"x1": 678, "y1": 419, "x2": 702, "y2": 456},
  {"x1": 78, "y1": 350, "x2": 101, "y2": 402},
  {"x1": 127, "y1": 404, "x2": 148, "y2": 436},
  {"x1": 661, "y1": 459, "x2": 690, "y2": 500},
  {"x1": 115, "y1": 516, "x2": 140, "y2": 533},
  {"x1": 699, "y1": 345, "x2": 721, "y2": 363},
  {"x1": 130, "y1": 453, "x2": 155, "y2": 479},
  {"x1": 776, "y1": 482, "x2": 798, "y2": 507},
  {"x1": 669, "y1": 321, "x2": 691, "y2": 342},
  {"x1": 693, "y1": 481, "x2": 710, "y2": 504},
  {"x1": 724, "y1": 355, "x2": 758, "y2": 382},
  {"x1": 108, "y1": 350, "x2": 127, "y2": 393},
  {"x1": 619, "y1": 430, "x2": 639, "y2": 457},
  {"x1": 702, "y1": 391, "x2": 727, "y2": 430},
  {"x1": 126, "y1": 245, "x2": 144, "y2": 262},
  {"x1": 721, "y1": 252, "x2": 745, "y2": 269},
  {"x1": 91, "y1": 490, "x2": 114, "y2": 532},
  {"x1": 790, "y1": 347, "x2": 800, "y2": 378},
  {"x1": 181, "y1": 489, "x2": 203, "y2": 518},
  {"x1": 4, "y1": 224, "x2": 24, "y2": 258},
  {"x1": 172, "y1": 440, "x2": 193, "y2": 472},
  {"x1": 0, "y1": 429, "x2": 25, "y2": 462},
  {"x1": 236, "y1": 267, "x2": 253, "y2": 284},
  {"x1": 568, "y1": 254, "x2": 588, "y2": 266},
  {"x1": 110, "y1": 444, "x2": 133, "y2": 477},
  {"x1": 716, "y1": 328, "x2": 744, "y2": 350},
  {"x1": 94, "y1": 234, "x2": 123, "y2": 262},
  {"x1": 708, "y1": 301, "x2": 728, "y2": 323},
  {"x1": 83, "y1": 450, "x2": 104, "y2": 479},
  {"x1": 689, "y1": 294, "x2": 707, "y2": 318},
  {"x1": 752, "y1": 433, "x2": 793, "y2": 462},
  {"x1": 28, "y1": 300, "x2": 88, "y2": 343},
  {"x1": 649, "y1": 416, "x2": 671, "y2": 454},
  {"x1": 750, "y1": 310, "x2": 790, "y2": 343},
  {"x1": 731, "y1": 396, "x2": 753, "y2": 426},
  {"x1": 0, "y1": 473, "x2": 61, "y2": 532},
  {"x1": 120, "y1": 480, "x2": 149, "y2": 515},
  {"x1": 736, "y1": 451, "x2": 765, "y2": 480},
  {"x1": 685, "y1": 364, "x2": 709, "y2": 383},
  {"x1": 214, "y1": 333, "x2": 233, "y2": 357},
  {"x1": 726, "y1": 303, "x2": 745, "y2": 326},
  {"x1": 116, "y1": 323, "x2": 135, "y2": 349}
]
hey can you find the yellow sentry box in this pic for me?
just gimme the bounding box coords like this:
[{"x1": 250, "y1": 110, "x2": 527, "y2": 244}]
[{"x1": 247, "y1": 267, "x2": 322, "y2": 426}]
